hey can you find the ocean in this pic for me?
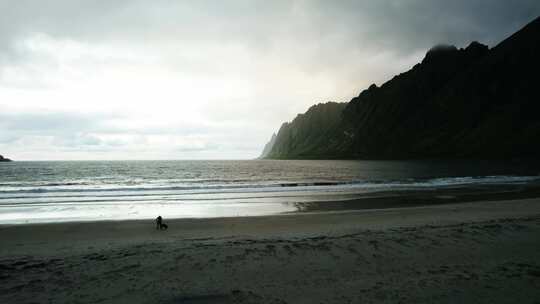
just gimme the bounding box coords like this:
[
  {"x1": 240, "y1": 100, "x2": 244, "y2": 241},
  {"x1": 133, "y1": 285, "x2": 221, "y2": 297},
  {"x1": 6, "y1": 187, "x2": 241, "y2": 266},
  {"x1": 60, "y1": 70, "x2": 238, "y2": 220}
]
[{"x1": 0, "y1": 160, "x2": 539, "y2": 224}]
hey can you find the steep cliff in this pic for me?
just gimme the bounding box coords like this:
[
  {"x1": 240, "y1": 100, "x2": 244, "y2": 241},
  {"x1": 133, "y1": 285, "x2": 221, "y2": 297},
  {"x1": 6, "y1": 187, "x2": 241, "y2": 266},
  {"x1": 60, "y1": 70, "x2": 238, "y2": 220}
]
[
  {"x1": 258, "y1": 133, "x2": 277, "y2": 159},
  {"x1": 266, "y1": 102, "x2": 347, "y2": 159},
  {"x1": 263, "y1": 16, "x2": 540, "y2": 159}
]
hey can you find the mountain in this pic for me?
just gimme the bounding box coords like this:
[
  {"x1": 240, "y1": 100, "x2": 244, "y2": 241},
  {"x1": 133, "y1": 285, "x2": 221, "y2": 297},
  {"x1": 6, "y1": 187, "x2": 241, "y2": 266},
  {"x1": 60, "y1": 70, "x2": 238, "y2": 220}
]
[
  {"x1": 0, "y1": 155, "x2": 12, "y2": 162},
  {"x1": 263, "y1": 16, "x2": 540, "y2": 159},
  {"x1": 258, "y1": 133, "x2": 277, "y2": 159},
  {"x1": 265, "y1": 102, "x2": 347, "y2": 159}
]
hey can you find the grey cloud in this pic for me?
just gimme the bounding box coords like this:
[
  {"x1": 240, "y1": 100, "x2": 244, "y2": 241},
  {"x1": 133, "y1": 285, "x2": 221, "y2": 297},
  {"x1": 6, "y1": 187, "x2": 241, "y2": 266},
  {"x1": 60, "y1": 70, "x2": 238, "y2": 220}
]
[
  {"x1": 0, "y1": 0, "x2": 539, "y2": 92},
  {"x1": 0, "y1": 112, "x2": 115, "y2": 132},
  {"x1": 0, "y1": 111, "x2": 211, "y2": 136},
  {"x1": 0, "y1": 134, "x2": 18, "y2": 144},
  {"x1": 311, "y1": 0, "x2": 540, "y2": 50},
  {"x1": 1, "y1": 1, "x2": 540, "y2": 159},
  {"x1": 54, "y1": 133, "x2": 102, "y2": 148},
  {"x1": 176, "y1": 143, "x2": 220, "y2": 153},
  {"x1": 0, "y1": 110, "x2": 248, "y2": 152},
  {"x1": 1, "y1": 1, "x2": 539, "y2": 61}
]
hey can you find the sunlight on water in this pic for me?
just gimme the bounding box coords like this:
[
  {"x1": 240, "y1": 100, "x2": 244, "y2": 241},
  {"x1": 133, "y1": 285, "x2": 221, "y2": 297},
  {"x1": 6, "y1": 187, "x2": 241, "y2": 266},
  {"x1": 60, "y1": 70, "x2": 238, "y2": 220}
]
[{"x1": 0, "y1": 160, "x2": 539, "y2": 224}]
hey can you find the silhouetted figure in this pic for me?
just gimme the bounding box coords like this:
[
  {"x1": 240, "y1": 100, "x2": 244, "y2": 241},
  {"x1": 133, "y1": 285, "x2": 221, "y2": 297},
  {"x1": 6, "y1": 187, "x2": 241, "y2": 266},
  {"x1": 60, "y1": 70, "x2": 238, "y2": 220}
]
[
  {"x1": 156, "y1": 216, "x2": 168, "y2": 230},
  {"x1": 156, "y1": 216, "x2": 162, "y2": 230}
]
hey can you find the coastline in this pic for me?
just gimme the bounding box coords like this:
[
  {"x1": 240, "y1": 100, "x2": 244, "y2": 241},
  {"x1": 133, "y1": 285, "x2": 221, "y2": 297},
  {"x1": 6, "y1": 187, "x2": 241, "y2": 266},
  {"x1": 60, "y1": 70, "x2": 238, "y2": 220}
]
[
  {"x1": 2, "y1": 197, "x2": 540, "y2": 253},
  {"x1": 1, "y1": 197, "x2": 540, "y2": 303},
  {"x1": 2, "y1": 180, "x2": 540, "y2": 225}
]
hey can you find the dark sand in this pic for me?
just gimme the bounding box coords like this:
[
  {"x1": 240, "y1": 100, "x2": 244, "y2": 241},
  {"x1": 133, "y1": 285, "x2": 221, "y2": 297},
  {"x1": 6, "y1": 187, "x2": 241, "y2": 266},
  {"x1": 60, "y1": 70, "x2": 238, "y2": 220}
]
[{"x1": 1, "y1": 198, "x2": 540, "y2": 303}]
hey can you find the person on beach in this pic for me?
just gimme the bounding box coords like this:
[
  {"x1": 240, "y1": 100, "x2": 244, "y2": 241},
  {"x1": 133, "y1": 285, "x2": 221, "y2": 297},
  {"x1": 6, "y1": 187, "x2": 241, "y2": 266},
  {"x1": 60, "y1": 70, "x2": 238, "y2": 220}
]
[
  {"x1": 156, "y1": 216, "x2": 162, "y2": 230},
  {"x1": 156, "y1": 216, "x2": 168, "y2": 230}
]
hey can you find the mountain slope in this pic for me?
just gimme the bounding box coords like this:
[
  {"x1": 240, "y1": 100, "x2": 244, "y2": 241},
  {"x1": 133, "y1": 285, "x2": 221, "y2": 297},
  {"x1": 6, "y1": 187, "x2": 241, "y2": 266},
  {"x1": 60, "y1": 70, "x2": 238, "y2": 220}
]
[
  {"x1": 258, "y1": 133, "x2": 277, "y2": 159},
  {"x1": 263, "y1": 16, "x2": 540, "y2": 159},
  {"x1": 266, "y1": 102, "x2": 347, "y2": 159}
]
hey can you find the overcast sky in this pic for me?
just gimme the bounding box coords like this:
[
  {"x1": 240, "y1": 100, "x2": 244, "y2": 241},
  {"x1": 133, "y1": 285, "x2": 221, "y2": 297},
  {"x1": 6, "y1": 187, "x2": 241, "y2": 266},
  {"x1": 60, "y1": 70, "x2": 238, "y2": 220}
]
[{"x1": 1, "y1": 0, "x2": 539, "y2": 160}]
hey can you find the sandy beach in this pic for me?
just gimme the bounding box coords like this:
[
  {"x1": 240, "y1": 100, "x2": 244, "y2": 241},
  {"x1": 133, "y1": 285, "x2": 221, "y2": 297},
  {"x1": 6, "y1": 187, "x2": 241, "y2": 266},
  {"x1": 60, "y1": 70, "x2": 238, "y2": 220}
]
[{"x1": 1, "y1": 198, "x2": 540, "y2": 303}]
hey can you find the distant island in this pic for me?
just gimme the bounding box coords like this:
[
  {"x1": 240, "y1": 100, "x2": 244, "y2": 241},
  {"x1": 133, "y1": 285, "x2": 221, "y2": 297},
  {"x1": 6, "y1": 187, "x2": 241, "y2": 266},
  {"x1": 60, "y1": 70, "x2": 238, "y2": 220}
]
[
  {"x1": 262, "y1": 16, "x2": 540, "y2": 159},
  {"x1": 0, "y1": 155, "x2": 12, "y2": 162}
]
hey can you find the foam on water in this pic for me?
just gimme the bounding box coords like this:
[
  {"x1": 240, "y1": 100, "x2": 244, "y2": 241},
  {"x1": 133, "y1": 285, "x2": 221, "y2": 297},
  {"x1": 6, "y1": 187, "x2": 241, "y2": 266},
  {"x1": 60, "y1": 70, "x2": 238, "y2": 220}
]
[{"x1": 0, "y1": 160, "x2": 539, "y2": 224}]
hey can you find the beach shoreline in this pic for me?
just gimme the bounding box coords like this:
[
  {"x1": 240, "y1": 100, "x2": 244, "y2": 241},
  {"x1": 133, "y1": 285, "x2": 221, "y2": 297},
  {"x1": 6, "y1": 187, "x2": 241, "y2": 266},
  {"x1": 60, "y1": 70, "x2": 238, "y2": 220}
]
[
  {"x1": 1, "y1": 197, "x2": 540, "y2": 303},
  {"x1": 2, "y1": 180, "x2": 540, "y2": 225}
]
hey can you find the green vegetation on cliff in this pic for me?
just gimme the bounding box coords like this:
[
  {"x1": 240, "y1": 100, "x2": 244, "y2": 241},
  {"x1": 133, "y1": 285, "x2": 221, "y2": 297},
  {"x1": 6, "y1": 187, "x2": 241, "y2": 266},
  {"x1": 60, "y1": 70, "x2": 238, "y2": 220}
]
[{"x1": 266, "y1": 102, "x2": 347, "y2": 159}]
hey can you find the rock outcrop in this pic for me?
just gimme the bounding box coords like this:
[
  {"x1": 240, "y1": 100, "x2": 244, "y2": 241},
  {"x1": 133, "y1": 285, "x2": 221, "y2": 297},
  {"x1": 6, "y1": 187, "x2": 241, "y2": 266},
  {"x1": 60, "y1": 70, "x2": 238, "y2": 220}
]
[{"x1": 0, "y1": 155, "x2": 12, "y2": 162}]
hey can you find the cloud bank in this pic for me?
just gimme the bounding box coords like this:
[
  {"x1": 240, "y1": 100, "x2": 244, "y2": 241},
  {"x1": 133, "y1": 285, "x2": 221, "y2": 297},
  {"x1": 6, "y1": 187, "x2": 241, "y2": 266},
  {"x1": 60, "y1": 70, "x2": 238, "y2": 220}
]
[{"x1": 1, "y1": 0, "x2": 539, "y2": 160}]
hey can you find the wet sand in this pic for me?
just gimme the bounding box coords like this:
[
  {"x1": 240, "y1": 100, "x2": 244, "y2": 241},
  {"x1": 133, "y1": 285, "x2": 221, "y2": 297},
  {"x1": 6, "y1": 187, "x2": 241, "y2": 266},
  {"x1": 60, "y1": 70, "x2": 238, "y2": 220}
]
[{"x1": 1, "y1": 198, "x2": 540, "y2": 303}]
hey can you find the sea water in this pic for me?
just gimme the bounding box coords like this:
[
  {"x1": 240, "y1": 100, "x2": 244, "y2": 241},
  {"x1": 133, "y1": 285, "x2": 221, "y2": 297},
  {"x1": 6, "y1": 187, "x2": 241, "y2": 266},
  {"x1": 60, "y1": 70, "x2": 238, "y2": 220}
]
[{"x1": 0, "y1": 160, "x2": 539, "y2": 224}]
